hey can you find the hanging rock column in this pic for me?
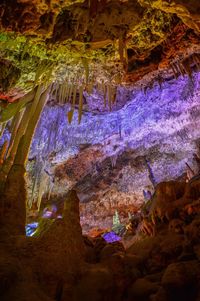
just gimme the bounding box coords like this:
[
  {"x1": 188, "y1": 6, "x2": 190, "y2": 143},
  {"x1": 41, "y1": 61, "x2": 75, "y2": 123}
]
[{"x1": 0, "y1": 85, "x2": 51, "y2": 236}]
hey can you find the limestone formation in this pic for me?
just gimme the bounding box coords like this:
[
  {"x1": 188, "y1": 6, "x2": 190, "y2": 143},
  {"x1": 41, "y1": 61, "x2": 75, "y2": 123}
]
[{"x1": 1, "y1": 1, "x2": 200, "y2": 301}]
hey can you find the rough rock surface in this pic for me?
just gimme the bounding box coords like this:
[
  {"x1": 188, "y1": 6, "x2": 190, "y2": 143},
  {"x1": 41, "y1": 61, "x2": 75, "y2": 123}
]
[
  {"x1": 1, "y1": 0, "x2": 200, "y2": 95},
  {"x1": 1, "y1": 175, "x2": 200, "y2": 301},
  {"x1": 23, "y1": 70, "x2": 200, "y2": 231}
]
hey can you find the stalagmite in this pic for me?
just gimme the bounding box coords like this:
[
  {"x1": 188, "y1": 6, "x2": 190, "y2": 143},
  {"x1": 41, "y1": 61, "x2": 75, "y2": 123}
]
[{"x1": 0, "y1": 136, "x2": 27, "y2": 235}]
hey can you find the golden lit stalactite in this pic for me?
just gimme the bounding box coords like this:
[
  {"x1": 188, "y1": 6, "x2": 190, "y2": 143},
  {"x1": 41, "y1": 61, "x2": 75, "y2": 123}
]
[
  {"x1": 3, "y1": 85, "x2": 44, "y2": 174},
  {"x1": 0, "y1": 85, "x2": 50, "y2": 236},
  {"x1": 0, "y1": 140, "x2": 9, "y2": 165},
  {"x1": 0, "y1": 122, "x2": 7, "y2": 140},
  {"x1": 15, "y1": 85, "x2": 51, "y2": 165},
  {"x1": 67, "y1": 83, "x2": 77, "y2": 123},
  {"x1": 6, "y1": 110, "x2": 23, "y2": 158},
  {"x1": 0, "y1": 88, "x2": 36, "y2": 124},
  {"x1": 0, "y1": 88, "x2": 36, "y2": 180},
  {"x1": 5, "y1": 103, "x2": 32, "y2": 170}
]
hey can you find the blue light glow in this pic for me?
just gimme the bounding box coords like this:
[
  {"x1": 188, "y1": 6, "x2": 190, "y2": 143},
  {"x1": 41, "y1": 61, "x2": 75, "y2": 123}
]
[{"x1": 26, "y1": 222, "x2": 38, "y2": 236}]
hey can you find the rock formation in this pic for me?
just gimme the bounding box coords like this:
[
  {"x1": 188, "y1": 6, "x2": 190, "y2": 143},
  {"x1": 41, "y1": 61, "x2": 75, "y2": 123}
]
[
  {"x1": 1, "y1": 1, "x2": 200, "y2": 301},
  {"x1": 22, "y1": 70, "x2": 200, "y2": 232}
]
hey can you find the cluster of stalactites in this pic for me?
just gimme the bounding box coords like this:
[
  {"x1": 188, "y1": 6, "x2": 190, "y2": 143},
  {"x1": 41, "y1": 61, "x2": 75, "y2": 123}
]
[
  {"x1": 52, "y1": 80, "x2": 118, "y2": 123},
  {"x1": 170, "y1": 52, "x2": 200, "y2": 79},
  {"x1": 0, "y1": 85, "x2": 51, "y2": 179}
]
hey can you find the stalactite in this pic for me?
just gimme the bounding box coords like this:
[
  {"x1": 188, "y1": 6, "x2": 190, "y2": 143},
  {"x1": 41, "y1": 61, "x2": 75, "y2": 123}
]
[
  {"x1": 72, "y1": 84, "x2": 77, "y2": 105},
  {"x1": 87, "y1": 82, "x2": 93, "y2": 95},
  {"x1": 67, "y1": 84, "x2": 77, "y2": 124},
  {"x1": 193, "y1": 53, "x2": 200, "y2": 65},
  {"x1": 37, "y1": 169, "x2": 49, "y2": 211},
  {"x1": 62, "y1": 82, "x2": 68, "y2": 104},
  {"x1": 34, "y1": 61, "x2": 53, "y2": 86},
  {"x1": 182, "y1": 60, "x2": 192, "y2": 78},
  {"x1": 6, "y1": 110, "x2": 23, "y2": 159},
  {"x1": 173, "y1": 62, "x2": 180, "y2": 77},
  {"x1": 185, "y1": 162, "x2": 195, "y2": 181},
  {"x1": 62, "y1": 83, "x2": 66, "y2": 104},
  {"x1": 107, "y1": 84, "x2": 112, "y2": 111},
  {"x1": 67, "y1": 110, "x2": 74, "y2": 124},
  {"x1": 47, "y1": 178, "x2": 54, "y2": 201},
  {"x1": 118, "y1": 36, "x2": 124, "y2": 64},
  {"x1": 143, "y1": 86, "x2": 148, "y2": 95},
  {"x1": 110, "y1": 154, "x2": 118, "y2": 168},
  {"x1": 30, "y1": 158, "x2": 41, "y2": 208},
  {"x1": 58, "y1": 83, "x2": 64, "y2": 104},
  {"x1": 157, "y1": 76, "x2": 163, "y2": 89},
  {"x1": 0, "y1": 88, "x2": 35, "y2": 123},
  {"x1": 170, "y1": 53, "x2": 200, "y2": 80},
  {"x1": 54, "y1": 82, "x2": 59, "y2": 101},
  {"x1": 177, "y1": 61, "x2": 185, "y2": 76},
  {"x1": 68, "y1": 83, "x2": 73, "y2": 103},
  {"x1": 171, "y1": 63, "x2": 178, "y2": 79},
  {"x1": 5, "y1": 85, "x2": 44, "y2": 167},
  {"x1": 0, "y1": 140, "x2": 9, "y2": 165},
  {"x1": 7, "y1": 103, "x2": 32, "y2": 165},
  {"x1": 0, "y1": 122, "x2": 7, "y2": 140},
  {"x1": 82, "y1": 57, "x2": 89, "y2": 84},
  {"x1": 0, "y1": 84, "x2": 51, "y2": 236},
  {"x1": 145, "y1": 158, "x2": 156, "y2": 188},
  {"x1": 103, "y1": 83, "x2": 107, "y2": 108},
  {"x1": 124, "y1": 42, "x2": 128, "y2": 69},
  {"x1": 15, "y1": 85, "x2": 51, "y2": 166},
  {"x1": 112, "y1": 86, "x2": 117, "y2": 104},
  {"x1": 78, "y1": 85, "x2": 83, "y2": 124},
  {"x1": 65, "y1": 82, "x2": 70, "y2": 104},
  {"x1": 58, "y1": 84, "x2": 63, "y2": 104},
  {"x1": 192, "y1": 54, "x2": 200, "y2": 70}
]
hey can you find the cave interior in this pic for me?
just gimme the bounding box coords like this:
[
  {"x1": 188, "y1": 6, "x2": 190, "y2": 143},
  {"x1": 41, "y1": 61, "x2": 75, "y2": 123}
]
[{"x1": 1, "y1": 1, "x2": 200, "y2": 301}]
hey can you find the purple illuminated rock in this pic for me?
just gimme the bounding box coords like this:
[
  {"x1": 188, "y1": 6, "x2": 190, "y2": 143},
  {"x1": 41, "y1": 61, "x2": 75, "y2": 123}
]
[
  {"x1": 102, "y1": 231, "x2": 121, "y2": 243},
  {"x1": 23, "y1": 71, "x2": 200, "y2": 231}
]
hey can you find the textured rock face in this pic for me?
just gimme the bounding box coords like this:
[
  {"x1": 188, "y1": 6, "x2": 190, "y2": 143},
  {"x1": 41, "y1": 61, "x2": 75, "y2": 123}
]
[
  {"x1": 1, "y1": 0, "x2": 200, "y2": 96},
  {"x1": 2, "y1": 164, "x2": 200, "y2": 301},
  {"x1": 25, "y1": 70, "x2": 200, "y2": 231}
]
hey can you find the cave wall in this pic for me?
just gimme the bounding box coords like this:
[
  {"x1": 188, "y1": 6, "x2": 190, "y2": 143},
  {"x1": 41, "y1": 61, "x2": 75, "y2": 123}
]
[{"x1": 25, "y1": 70, "x2": 200, "y2": 231}]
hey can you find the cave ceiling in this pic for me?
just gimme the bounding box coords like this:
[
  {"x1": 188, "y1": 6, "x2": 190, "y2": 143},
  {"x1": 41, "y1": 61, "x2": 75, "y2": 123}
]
[
  {"x1": 1, "y1": 0, "x2": 200, "y2": 101},
  {"x1": 1, "y1": 1, "x2": 200, "y2": 232}
]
